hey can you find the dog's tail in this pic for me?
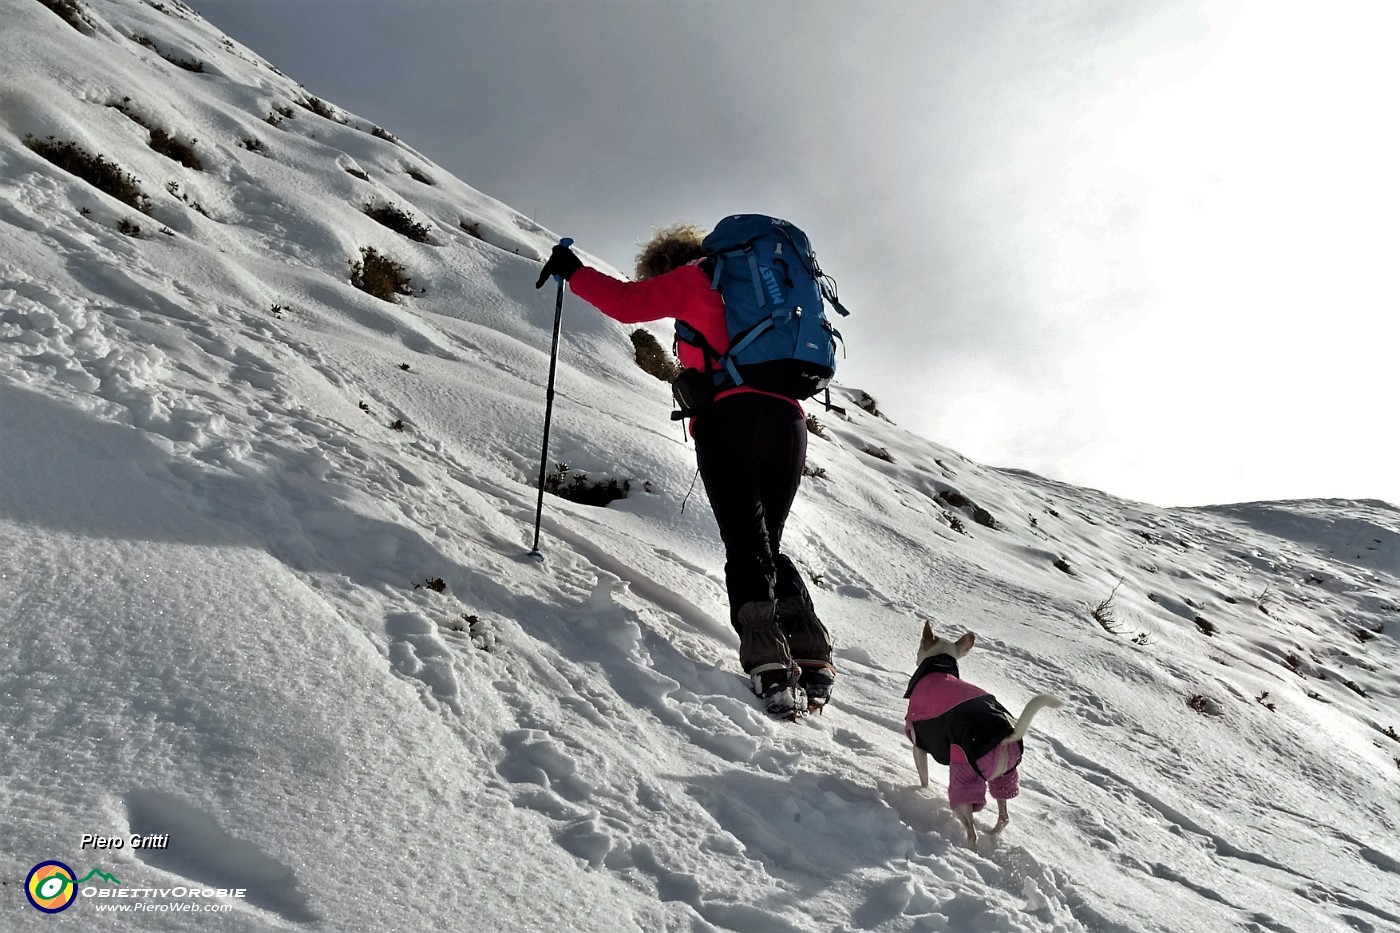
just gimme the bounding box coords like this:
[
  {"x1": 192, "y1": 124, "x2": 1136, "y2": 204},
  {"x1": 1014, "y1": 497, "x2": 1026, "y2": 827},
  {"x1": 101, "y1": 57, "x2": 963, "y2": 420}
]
[{"x1": 1007, "y1": 694, "x2": 1065, "y2": 743}]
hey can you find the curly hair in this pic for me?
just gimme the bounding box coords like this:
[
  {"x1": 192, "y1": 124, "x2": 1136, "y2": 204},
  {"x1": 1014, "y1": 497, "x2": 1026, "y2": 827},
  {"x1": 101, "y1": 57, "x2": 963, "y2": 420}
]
[{"x1": 634, "y1": 223, "x2": 707, "y2": 281}]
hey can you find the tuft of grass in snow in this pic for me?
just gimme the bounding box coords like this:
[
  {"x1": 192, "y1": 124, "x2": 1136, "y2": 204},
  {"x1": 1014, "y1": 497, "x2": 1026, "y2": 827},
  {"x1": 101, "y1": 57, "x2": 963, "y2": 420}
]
[
  {"x1": 130, "y1": 33, "x2": 203, "y2": 71},
  {"x1": 24, "y1": 135, "x2": 150, "y2": 213},
  {"x1": 362, "y1": 203, "x2": 430, "y2": 243},
  {"x1": 265, "y1": 104, "x2": 295, "y2": 127},
  {"x1": 165, "y1": 180, "x2": 208, "y2": 216},
  {"x1": 298, "y1": 96, "x2": 336, "y2": 119},
  {"x1": 806, "y1": 414, "x2": 828, "y2": 438},
  {"x1": 450, "y1": 613, "x2": 494, "y2": 651},
  {"x1": 1090, "y1": 578, "x2": 1126, "y2": 633},
  {"x1": 544, "y1": 463, "x2": 631, "y2": 508},
  {"x1": 1188, "y1": 694, "x2": 1223, "y2": 716},
  {"x1": 36, "y1": 0, "x2": 94, "y2": 32},
  {"x1": 107, "y1": 96, "x2": 151, "y2": 128},
  {"x1": 165, "y1": 52, "x2": 203, "y2": 72},
  {"x1": 855, "y1": 391, "x2": 884, "y2": 419},
  {"x1": 148, "y1": 127, "x2": 202, "y2": 170},
  {"x1": 350, "y1": 247, "x2": 416, "y2": 302},
  {"x1": 935, "y1": 488, "x2": 996, "y2": 529}
]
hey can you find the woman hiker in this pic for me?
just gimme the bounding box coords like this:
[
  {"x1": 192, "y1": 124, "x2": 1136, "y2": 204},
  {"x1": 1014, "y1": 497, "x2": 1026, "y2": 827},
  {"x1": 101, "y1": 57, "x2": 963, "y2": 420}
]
[{"x1": 535, "y1": 224, "x2": 835, "y2": 717}]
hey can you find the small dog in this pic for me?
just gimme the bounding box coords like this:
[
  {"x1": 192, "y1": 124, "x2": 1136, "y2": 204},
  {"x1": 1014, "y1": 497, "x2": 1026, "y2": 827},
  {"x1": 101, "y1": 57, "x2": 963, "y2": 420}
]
[{"x1": 904, "y1": 622, "x2": 1063, "y2": 847}]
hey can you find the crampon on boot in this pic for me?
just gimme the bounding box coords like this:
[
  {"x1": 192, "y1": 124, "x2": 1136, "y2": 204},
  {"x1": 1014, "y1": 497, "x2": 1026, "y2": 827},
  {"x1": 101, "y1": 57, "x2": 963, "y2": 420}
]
[
  {"x1": 797, "y1": 660, "x2": 837, "y2": 714},
  {"x1": 748, "y1": 663, "x2": 806, "y2": 720}
]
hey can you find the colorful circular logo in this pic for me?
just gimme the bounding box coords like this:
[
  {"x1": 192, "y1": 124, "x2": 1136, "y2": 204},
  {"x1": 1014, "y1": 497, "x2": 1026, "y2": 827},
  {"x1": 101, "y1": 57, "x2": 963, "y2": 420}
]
[{"x1": 26, "y1": 861, "x2": 77, "y2": 913}]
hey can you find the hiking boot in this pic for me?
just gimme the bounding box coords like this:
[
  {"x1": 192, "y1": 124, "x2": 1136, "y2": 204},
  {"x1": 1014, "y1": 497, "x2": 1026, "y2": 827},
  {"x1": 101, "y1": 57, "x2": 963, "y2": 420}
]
[
  {"x1": 737, "y1": 600, "x2": 793, "y2": 674},
  {"x1": 797, "y1": 661, "x2": 837, "y2": 713},
  {"x1": 749, "y1": 663, "x2": 806, "y2": 719},
  {"x1": 777, "y1": 596, "x2": 836, "y2": 710},
  {"x1": 737, "y1": 601, "x2": 803, "y2": 717}
]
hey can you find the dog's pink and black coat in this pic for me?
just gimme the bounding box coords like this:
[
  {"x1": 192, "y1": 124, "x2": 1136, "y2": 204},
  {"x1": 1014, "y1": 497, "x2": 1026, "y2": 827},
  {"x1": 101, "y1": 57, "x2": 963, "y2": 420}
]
[{"x1": 904, "y1": 654, "x2": 1022, "y2": 809}]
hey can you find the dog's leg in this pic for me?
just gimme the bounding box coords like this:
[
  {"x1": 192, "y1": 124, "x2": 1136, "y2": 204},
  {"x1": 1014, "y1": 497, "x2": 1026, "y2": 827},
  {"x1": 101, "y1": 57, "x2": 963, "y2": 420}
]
[
  {"x1": 912, "y1": 745, "x2": 929, "y2": 788},
  {"x1": 992, "y1": 799, "x2": 1009, "y2": 834},
  {"x1": 953, "y1": 803, "x2": 977, "y2": 848}
]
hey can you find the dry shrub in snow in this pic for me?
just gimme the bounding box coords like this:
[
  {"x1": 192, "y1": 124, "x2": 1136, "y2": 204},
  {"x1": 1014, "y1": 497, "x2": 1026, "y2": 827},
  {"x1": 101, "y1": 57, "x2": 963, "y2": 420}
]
[
  {"x1": 298, "y1": 96, "x2": 336, "y2": 119},
  {"x1": 148, "y1": 128, "x2": 202, "y2": 170},
  {"x1": 24, "y1": 136, "x2": 150, "y2": 212},
  {"x1": 363, "y1": 203, "x2": 430, "y2": 243},
  {"x1": 544, "y1": 463, "x2": 630, "y2": 508},
  {"x1": 1090, "y1": 578, "x2": 1126, "y2": 633},
  {"x1": 36, "y1": 0, "x2": 94, "y2": 32},
  {"x1": 1188, "y1": 694, "x2": 1223, "y2": 716},
  {"x1": 630, "y1": 329, "x2": 681, "y2": 382},
  {"x1": 350, "y1": 247, "x2": 416, "y2": 302}
]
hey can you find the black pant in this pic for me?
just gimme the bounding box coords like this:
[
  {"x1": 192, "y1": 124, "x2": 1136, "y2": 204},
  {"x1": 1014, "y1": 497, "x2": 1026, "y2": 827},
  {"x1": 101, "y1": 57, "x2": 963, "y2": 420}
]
[{"x1": 693, "y1": 394, "x2": 813, "y2": 632}]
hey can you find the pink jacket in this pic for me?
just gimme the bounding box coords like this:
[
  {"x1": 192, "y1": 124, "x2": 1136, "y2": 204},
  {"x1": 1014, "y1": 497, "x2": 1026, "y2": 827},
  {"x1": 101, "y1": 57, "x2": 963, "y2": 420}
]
[{"x1": 569, "y1": 264, "x2": 801, "y2": 412}]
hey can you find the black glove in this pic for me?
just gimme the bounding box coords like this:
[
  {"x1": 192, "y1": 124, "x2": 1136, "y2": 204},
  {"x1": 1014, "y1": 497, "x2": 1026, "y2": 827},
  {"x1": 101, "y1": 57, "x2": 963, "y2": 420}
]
[{"x1": 535, "y1": 244, "x2": 583, "y2": 288}]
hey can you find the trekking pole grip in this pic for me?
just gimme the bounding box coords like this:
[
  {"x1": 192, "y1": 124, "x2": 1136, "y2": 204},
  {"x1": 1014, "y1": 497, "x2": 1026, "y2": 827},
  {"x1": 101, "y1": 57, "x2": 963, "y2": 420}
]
[{"x1": 553, "y1": 237, "x2": 575, "y2": 282}]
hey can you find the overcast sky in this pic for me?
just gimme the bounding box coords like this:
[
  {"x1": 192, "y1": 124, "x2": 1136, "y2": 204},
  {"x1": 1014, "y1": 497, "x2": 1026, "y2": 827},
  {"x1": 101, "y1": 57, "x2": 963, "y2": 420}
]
[{"x1": 188, "y1": 0, "x2": 1399, "y2": 509}]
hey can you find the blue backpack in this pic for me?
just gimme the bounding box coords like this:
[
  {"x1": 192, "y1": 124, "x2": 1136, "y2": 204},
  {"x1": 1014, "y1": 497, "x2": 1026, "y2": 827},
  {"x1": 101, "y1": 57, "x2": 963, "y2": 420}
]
[{"x1": 674, "y1": 215, "x2": 850, "y2": 411}]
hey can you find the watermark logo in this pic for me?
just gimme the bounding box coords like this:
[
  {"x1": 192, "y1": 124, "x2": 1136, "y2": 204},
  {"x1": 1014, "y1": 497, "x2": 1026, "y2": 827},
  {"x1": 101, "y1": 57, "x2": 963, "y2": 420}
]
[
  {"x1": 25, "y1": 861, "x2": 122, "y2": 913},
  {"x1": 26, "y1": 861, "x2": 78, "y2": 914}
]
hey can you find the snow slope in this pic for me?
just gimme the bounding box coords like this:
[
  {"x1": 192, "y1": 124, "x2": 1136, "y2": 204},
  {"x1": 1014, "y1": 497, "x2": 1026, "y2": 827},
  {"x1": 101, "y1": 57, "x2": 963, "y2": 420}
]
[{"x1": 2, "y1": 2, "x2": 1398, "y2": 930}]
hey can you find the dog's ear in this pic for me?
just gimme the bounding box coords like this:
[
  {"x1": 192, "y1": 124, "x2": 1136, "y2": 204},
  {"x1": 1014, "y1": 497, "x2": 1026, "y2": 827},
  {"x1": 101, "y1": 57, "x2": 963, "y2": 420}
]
[
  {"x1": 954, "y1": 632, "x2": 976, "y2": 657},
  {"x1": 919, "y1": 621, "x2": 937, "y2": 652}
]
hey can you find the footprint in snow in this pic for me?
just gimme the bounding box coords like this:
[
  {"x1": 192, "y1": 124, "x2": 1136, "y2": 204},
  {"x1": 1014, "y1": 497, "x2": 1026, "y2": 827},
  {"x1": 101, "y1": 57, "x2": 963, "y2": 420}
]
[
  {"x1": 384, "y1": 611, "x2": 461, "y2": 713},
  {"x1": 494, "y1": 728, "x2": 592, "y2": 804},
  {"x1": 125, "y1": 790, "x2": 318, "y2": 923}
]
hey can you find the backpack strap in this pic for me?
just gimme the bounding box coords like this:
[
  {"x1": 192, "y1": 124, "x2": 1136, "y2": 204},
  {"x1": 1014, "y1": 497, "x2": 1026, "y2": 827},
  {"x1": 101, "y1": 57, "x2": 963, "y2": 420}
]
[
  {"x1": 674, "y1": 320, "x2": 721, "y2": 370},
  {"x1": 709, "y1": 248, "x2": 768, "y2": 308},
  {"x1": 746, "y1": 251, "x2": 765, "y2": 306},
  {"x1": 671, "y1": 321, "x2": 726, "y2": 421},
  {"x1": 722, "y1": 316, "x2": 784, "y2": 387},
  {"x1": 820, "y1": 280, "x2": 851, "y2": 317}
]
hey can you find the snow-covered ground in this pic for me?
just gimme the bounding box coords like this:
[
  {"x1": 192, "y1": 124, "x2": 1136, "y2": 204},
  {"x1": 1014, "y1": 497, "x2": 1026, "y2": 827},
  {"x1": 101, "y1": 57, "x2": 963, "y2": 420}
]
[{"x1": 2, "y1": 2, "x2": 1397, "y2": 930}]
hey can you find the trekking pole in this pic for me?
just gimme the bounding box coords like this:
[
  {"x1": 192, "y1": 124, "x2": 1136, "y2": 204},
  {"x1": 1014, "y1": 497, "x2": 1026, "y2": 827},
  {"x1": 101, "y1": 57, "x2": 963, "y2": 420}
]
[{"x1": 528, "y1": 237, "x2": 573, "y2": 560}]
